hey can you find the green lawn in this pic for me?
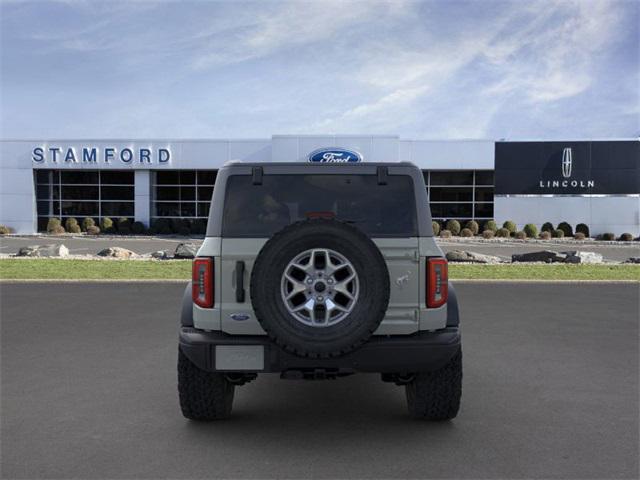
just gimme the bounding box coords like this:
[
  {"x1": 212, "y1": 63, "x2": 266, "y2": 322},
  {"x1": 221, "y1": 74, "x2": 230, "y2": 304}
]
[{"x1": 0, "y1": 259, "x2": 638, "y2": 281}]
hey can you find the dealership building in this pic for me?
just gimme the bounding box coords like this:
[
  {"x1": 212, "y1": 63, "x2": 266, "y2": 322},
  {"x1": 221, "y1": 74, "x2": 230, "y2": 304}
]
[{"x1": 0, "y1": 135, "x2": 638, "y2": 235}]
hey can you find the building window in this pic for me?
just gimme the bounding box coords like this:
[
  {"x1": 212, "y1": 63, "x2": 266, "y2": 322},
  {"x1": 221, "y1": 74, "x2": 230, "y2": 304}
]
[
  {"x1": 423, "y1": 170, "x2": 494, "y2": 222},
  {"x1": 35, "y1": 170, "x2": 134, "y2": 231},
  {"x1": 151, "y1": 170, "x2": 217, "y2": 220}
]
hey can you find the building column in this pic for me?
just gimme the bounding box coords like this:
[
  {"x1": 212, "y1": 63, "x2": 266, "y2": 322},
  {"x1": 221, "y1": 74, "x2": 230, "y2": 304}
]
[{"x1": 134, "y1": 170, "x2": 151, "y2": 227}]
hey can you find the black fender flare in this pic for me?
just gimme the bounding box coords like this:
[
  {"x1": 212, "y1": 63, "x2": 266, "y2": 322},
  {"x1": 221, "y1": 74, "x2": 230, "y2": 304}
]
[
  {"x1": 181, "y1": 282, "x2": 194, "y2": 327},
  {"x1": 446, "y1": 282, "x2": 460, "y2": 327}
]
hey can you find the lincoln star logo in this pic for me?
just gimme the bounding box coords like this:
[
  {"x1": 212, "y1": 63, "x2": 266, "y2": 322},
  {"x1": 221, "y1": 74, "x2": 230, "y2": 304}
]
[
  {"x1": 562, "y1": 147, "x2": 572, "y2": 178},
  {"x1": 308, "y1": 148, "x2": 362, "y2": 163}
]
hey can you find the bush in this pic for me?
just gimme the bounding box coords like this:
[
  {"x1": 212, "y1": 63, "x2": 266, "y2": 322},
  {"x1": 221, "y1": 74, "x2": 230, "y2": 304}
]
[
  {"x1": 515, "y1": 230, "x2": 527, "y2": 240},
  {"x1": 0, "y1": 224, "x2": 13, "y2": 234},
  {"x1": 539, "y1": 231, "x2": 551, "y2": 240},
  {"x1": 482, "y1": 229, "x2": 495, "y2": 239},
  {"x1": 618, "y1": 233, "x2": 633, "y2": 241},
  {"x1": 151, "y1": 218, "x2": 172, "y2": 235},
  {"x1": 523, "y1": 223, "x2": 538, "y2": 238},
  {"x1": 557, "y1": 221, "x2": 573, "y2": 237},
  {"x1": 541, "y1": 222, "x2": 554, "y2": 233},
  {"x1": 191, "y1": 219, "x2": 207, "y2": 235},
  {"x1": 599, "y1": 232, "x2": 615, "y2": 241},
  {"x1": 68, "y1": 223, "x2": 81, "y2": 234},
  {"x1": 464, "y1": 220, "x2": 479, "y2": 235},
  {"x1": 460, "y1": 228, "x2": 473, "y2": 237},
  {"x1": 65, "y1": 217, "x2": 78, "y2": 230},
  {"x1": 440, "y1": 229, "x2": 452, "y2": 238},
  {"x1": 81, "y1": 217, "x2": 96, "y2": 231},
  {"x1": 552, "y1": 229, "x2": 565, "y2": 238},
  {"x1": 484, "y1": 220, "x2": 498, "y2": 232},
  {"x1": 445, "y1": 219, "x2": 461, "y2": 236},
  {"x1": 50, "y1": 225, "x2": 65, "y2": 235},
  {"x1": 100, "y1": 217, "x2": 114, "y2": 233},
  {"x1": 431, "y1": 221, "x2": 440, "y2": 236},
  {"x1": 502, "y1": 220, "x2": 517, "y2": 234},
  {"x1": 46, "y1": 218, "x2": 62, "y2": 233},
  {"x1": 131, "y1": 221, "x2": 146, "y2": 235},
  {"x1": 86, "y1": 225, "x2": 100, "y2": 235},
  {"x1": 574, "y1": 232, "x2": 586, "y2": 240},
  {"x1": 575, "y1": 223, "x2": 590, "y2": 238},
  {"x1": 496, "y1": 228, "x2": 510, "y2": 238},
  {"x1": 116, "y1": 217, "x2": 131, "y2": 234}
]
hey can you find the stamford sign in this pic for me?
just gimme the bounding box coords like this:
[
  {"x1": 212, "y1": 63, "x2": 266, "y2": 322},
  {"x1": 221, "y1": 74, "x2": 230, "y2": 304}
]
[
  {"x1": 32, "y1": 146, "x2": 171, "y2": 165},
  {"x1": 308, "y1": 147, "x2": 362, "y2": 163}
]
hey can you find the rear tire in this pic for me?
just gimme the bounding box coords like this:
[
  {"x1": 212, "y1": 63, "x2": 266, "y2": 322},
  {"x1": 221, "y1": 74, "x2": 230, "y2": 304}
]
[
  {"x1": 406, "y1": 348, "x2": 462, "y2": 420},
  {"x1": 178, "y1": 349, "x2": 235, "y2": 420}
]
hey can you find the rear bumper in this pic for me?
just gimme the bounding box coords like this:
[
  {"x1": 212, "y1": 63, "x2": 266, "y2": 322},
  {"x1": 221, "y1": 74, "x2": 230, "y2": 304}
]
[{"x1": 179, "y1": 327, "x2": 461, "y2": 374}]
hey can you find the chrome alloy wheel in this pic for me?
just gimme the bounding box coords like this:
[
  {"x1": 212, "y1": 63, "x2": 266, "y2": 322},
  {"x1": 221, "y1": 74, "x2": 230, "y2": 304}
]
[{"x1": 280, "y1": 248, "x2": 359, "y2": 327}]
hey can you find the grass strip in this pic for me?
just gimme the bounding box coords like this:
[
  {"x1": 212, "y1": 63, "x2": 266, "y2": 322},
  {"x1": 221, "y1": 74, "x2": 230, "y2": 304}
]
[{"x1": 0, "y1": 259, "x2": 638, "y2": 281}]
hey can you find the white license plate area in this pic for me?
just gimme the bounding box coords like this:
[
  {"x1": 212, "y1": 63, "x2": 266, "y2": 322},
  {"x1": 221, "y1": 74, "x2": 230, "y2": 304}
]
[{"x1": 215, "y1": 345, "x2": 264, "y2": 371}]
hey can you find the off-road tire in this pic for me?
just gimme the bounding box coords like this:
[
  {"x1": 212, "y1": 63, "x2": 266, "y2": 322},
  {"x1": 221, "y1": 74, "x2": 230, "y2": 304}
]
[
  {"x1": 178, "y1": 349, "x2": 235, "y2": 420},
  {"x1": 250, "y1": 218, "x2": 390, "y2": 358},
  {"x1": 406, "y1": 348, "x2": 462, "y2": 420}
]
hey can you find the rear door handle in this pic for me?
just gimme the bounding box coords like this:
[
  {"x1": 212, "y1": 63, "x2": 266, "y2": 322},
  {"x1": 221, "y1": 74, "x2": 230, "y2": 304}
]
[{"x1": 235, "y1": 261, "x2": 245, "y2": 303}]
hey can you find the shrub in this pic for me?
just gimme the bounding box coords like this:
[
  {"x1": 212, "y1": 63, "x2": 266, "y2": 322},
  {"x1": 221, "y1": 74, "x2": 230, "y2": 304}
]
[
  {"x1": 100, "y1": 217, "x2": 114, "y2": 233},
  {"x1": 557, "y1": 221, "x2": 573, "y2": 237},
  {"x1": 65, "y1": 217, "x2": 78, "y2": 230},
  {"x1": 68, "y1": 223, "x2": 81, "y2": 234},
  {"x1": 192, "y1": 219, "x2": 207, "y2": 235},
  {"x1": 86, "y1": 225, "x2": 101, "y2": 235},
  {"x1": 482, "y1": 229, "x2": 495, "y2": 239},
  {"x1": 496, "y1": 228, "x2": 510, "y2": 238},
  {"x1": 151, "y1": 218, "x2": 172, "y2": 235},
  {"x1": 460, "y1": 228, "x2": 473, "y2": 237},
  {"x1": 523, "y1": 223, "x2": 538, "y2": 238},
  {"x1": 574, "y1": 232, "x2": 586, "y2": 240},
  {"x1": 445, "y1": 219, "x2": 461, "y2": 236},
  {"x1": 131, "y1": 221, "x2": 146, "y2": 235},
  {"x1": 515, "y1": 230, "x2": 527, "y2": 240},
  {"x1": 46, "y1": 218, "x2": 62, "y2": 233},
  {"x1": 81, "y1": 217, "x2": 96, "y2": 231},
  {"x1": 431, "y1": 221, "x2": 440, "y2": 236},
  {"x1": 575, "y1": 223, "x2": 590, "y2": 238},
  {"x1": 541, "y1": 222, "x2": 554, "y2": 233},
  {"x1": 539, "y1": 231, "x2": 551, "y2": 240},
  {"x1": 0, "y1": 224, "x2": 13, "y2": 235},
  {"x1": 440, "y1": 229, "x2": 452, "y2": 238},
  {"x1": 599, "y1": 232, "x2": 615, "y2": 241},
  {"x1": 116, "y1": 217, "x2": 131, "y2": 234},
  {"x1": 502, "y1": 220, "x2": 517, "y2": 234},
  {"x1": 552, "y1": 229, "x2": 565, "y2": 238},
  {"x1": 618, "y1": 233, "x2": 633, "y2": 241},
  {"x1": 464, "y1": 220, "x2": 479, "y2": 235},
  {"x1": 50, "y1": 225, "x2": 65, "y2": 235},
  {"x1": 484, "y1": 220, "x2": 498, "y2": 232}
]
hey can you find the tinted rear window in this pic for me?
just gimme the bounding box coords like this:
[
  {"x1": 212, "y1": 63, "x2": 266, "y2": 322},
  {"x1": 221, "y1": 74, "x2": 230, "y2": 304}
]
[{"x1": 222, "y1": 174, "x2": 417, "y2": 237}]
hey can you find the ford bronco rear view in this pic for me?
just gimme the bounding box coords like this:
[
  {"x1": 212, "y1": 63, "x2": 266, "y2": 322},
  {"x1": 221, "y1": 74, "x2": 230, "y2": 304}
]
[{"x1": 178, "y1": 162, "x2": 462, "y2": 420}]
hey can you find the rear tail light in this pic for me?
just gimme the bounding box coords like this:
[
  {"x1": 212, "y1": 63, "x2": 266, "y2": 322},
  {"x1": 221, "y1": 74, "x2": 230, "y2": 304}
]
[
  {"x1": 192, "y1": 257, "x2": 214, "y2": 308},
  {"x1": 427, "y1": 257, "x2": 448, "y2": 308}
]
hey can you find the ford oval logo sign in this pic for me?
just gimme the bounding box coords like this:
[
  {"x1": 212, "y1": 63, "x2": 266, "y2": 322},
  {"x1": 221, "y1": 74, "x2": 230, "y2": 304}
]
[{"x1": 308, "y1": 148, "x2": 362, "y2": 163}]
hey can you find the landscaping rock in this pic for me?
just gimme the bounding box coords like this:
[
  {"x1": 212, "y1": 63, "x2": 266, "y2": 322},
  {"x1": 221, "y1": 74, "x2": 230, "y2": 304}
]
[
  {"x1": 624, "y1": 257, "x2": 640, "y2": 264},
  {"x1": 151, "y1": 250, "x2": 169, "y2": 259},
  {"x1": 511, "y1": 250, "x2": 567, "y2": 263},
  {"x1": 445, "y1": 250, "x2": 502, "y2": 264},
  {"x1": 96, "y1": 247, "x2": 136, "y2": 258},
  {"x1": 174, "y1": 242, "x2": 199, "y2": 259},
  {"x1": 561, "y1": 251, "x2": 604, "y2": 264},
  {"x1": 17, "y1": 244, "x2": 69, "y2": 258}
]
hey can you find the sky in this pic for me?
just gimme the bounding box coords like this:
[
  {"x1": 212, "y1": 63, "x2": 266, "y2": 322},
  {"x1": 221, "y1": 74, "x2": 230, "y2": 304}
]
[{"x1": 1, "y1": 0, "x2": 638, "y2": 140}]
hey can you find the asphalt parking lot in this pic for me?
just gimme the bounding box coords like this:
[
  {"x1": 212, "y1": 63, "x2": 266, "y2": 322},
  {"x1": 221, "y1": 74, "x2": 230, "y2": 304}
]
[{"x1": 1, "y1": 282, "x2": 638, "y2": 479}]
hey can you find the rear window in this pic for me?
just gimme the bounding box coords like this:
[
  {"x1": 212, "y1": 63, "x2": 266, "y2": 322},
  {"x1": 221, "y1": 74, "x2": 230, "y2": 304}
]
[{"x1": 222, "y1": 174, "x2": 417, "y2": 237}]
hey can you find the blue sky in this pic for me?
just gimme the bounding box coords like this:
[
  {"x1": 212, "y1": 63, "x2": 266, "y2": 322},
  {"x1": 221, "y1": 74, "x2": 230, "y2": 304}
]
[{"x1": 1, "y1": 0, "x2": 638, "y2": 140}]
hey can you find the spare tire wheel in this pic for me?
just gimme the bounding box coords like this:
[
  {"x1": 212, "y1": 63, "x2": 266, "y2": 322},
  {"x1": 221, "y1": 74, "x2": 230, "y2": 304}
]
[{"x1": 250, "y1": 219, "x2": 390, "y2": 358}]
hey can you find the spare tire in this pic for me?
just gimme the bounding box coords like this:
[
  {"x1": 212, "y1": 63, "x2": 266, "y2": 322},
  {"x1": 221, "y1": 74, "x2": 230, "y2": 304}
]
[{"x1": 250, "y1": 219, "x2": 390, "y2": 358}]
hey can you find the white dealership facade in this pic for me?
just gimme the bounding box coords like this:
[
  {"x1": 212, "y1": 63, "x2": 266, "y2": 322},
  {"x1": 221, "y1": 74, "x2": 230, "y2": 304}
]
[{"x1": 0, "y1": 135, "x2": 638, "y2": 235}]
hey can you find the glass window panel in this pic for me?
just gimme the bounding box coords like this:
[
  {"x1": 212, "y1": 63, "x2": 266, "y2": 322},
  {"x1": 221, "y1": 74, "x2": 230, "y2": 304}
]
[
  {"x1": 197, "y1": 171, "x2": 217, "y2": 185},
  {"x1": 155, "y1": 171, "x2": 180, "y2": 185},
  {"x1": 154, "y1": 202, "x2": 180, "y2": 217},
  {"x1": 181, "y1": 203, "x2": 196, "y2": 217},
  {"x1": 181, "y1": 186, "x2": 196, "y2": 201},
  {"x1": 475, "y1": 187, "x2": 494, "y2": 202},
  {"x1": 197, "y1": 202, "x2": 210, "y2": 217},
  {"x1": 37, "y1": 201, "x2": 50, "y2": 215},
  {"x1": 155, "y1": 187, "x2": 179, "y2": 201},
  {"x1": 475, "y1": 171, "x2": 494, "y2": 185},
  {"x1": 36, "y1": 185, "x2": 50, "y2": 199},
  {"x1": 60, "y1": 171, "x2": 99, "y2": 184},
  {"x1": 101, "y1": 171, "x2": 134, "y2": 184},
  {"x1": 101, "y1": 186, "x2": 134, "y2": 200},
  {"x1": 61, "y1": 201, "x2": 99, "y2": 216},
  {"x1": 429, "y1": 171, "x2": 473, "y2": 186},
  {"x1": 53, "y1": 202, "x2": 60, "y2": 215},
  {"x1": 474, "y1": 203, "x2": 494, "y2": 218},
  {"x1": 197, "y1": 186, "x2": 214, "y2": 201},
  {"x1": 101, "y1": 202, "x2": 134, "y2": 217},
  {"x1": 61, "y1": 185, "x2": 99, "y2": 200},
  {"x1": 52, "y1": 185, "x2": 60, "y2": 199},
  {"x1": 429, "y1": 203, "x2": 473, "y2": 218},
  {"x1": 428, "y1": 187, "x2": 473, "y2": 202},
  {"x1": 422, "y1": 171, "x2": 429, "y2": 186},
  {"x1": 180, "y1": 171, "x2": 196, "y2": 184},
  {"x1": 38, "y1": 217, "x2": 52, "y2": 232},
  {"x1": 35, "y1": 170, "x2": 51, "y2": 183}
]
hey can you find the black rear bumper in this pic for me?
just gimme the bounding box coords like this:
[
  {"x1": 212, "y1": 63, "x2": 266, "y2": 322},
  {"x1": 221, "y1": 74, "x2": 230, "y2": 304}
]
[{"x1": 179, "y1": 327, "x2": 461, "y2": 374}]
